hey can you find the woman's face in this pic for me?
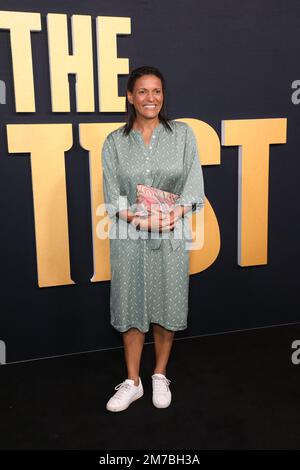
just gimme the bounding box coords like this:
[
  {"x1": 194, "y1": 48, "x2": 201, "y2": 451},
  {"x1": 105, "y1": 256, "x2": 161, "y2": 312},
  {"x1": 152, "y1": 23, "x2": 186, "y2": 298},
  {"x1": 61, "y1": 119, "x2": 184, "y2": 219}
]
[{"x1": 127, "y1": 74, "x2": 164, "y2": 122}]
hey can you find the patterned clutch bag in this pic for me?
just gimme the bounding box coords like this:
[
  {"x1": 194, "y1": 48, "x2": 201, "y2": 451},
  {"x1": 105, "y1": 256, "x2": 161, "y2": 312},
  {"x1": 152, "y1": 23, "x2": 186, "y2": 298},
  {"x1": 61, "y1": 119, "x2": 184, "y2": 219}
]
[{"x1": 135, "y1": 184, "x2": 180, "y2": 217}]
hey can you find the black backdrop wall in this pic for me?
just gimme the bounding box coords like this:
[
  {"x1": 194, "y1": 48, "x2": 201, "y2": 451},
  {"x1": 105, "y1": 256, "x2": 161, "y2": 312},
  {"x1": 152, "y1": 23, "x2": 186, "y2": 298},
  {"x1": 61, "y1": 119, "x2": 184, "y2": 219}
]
[{"x1": 0, "y1": 0, "x2": 299, "y2": 364}]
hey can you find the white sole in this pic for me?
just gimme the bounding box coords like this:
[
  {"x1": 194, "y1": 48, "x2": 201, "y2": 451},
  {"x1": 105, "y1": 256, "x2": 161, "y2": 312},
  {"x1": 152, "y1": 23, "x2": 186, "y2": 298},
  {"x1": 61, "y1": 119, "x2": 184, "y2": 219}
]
[
  {"x1": 106, "y1": 389, "x2": 144, "y2": 412},
  {"x1": 152, "y1": 400, "x2": 171, "y2": 408}
]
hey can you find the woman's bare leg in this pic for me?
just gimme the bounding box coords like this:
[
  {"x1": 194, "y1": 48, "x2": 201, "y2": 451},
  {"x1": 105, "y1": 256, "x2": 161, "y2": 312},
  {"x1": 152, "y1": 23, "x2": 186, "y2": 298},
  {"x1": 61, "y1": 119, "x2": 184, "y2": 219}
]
[
  {"x1": 122, "y1": 328, "x2": 145, "y2": 385},
  {"x1": 152, "y1": 323, "x2": 175, "y2": 375}
]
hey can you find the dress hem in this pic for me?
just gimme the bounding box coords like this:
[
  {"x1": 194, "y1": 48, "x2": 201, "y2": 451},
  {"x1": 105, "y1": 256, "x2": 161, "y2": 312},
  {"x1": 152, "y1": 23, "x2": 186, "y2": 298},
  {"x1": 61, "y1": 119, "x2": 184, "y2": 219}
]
[{"x1": 111, "y1": 321, "x2": 188, "y2": 334}]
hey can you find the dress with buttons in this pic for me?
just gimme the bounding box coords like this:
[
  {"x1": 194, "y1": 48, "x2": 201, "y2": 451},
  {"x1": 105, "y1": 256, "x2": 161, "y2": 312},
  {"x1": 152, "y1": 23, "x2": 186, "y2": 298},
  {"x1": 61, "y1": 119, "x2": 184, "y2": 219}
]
[{"x1": 101, "y1": 120, "x2": 205, "y2": 333}]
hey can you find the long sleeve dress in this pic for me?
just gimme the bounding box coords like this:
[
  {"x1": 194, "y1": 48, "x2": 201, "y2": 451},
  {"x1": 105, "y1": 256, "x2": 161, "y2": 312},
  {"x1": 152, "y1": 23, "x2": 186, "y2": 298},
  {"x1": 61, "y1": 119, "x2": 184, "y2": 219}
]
[{"x1": 101, "y1": 120, "x2": 205, "y2": 333}]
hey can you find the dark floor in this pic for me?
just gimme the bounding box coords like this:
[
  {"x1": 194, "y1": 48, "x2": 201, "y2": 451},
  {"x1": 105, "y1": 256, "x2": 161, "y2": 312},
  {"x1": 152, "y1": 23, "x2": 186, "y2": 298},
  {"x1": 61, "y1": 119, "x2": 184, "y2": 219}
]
[{"x1": 0, "y1": 323, "x2": 300, "y2": 450}]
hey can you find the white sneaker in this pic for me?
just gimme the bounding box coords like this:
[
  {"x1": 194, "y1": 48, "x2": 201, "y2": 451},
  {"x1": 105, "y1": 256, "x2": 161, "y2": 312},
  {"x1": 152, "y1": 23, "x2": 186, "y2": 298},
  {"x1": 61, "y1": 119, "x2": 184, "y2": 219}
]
[
  {"x1": 152, "y1": 373, "x2": 172, "y2": 408},
  {"x1": 106, "y1": 377, "x2": 144, "y2": 412}
]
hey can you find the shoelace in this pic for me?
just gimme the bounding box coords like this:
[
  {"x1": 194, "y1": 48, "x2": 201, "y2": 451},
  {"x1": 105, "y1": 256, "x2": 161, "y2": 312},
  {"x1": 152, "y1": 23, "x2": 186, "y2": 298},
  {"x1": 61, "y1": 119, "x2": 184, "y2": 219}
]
[
  {"x1": 152, "y1": 376, "x2": 171, "y2": 393},
  {"x1": 113, "y1": 382, "x2": 133, "y2": 401}
]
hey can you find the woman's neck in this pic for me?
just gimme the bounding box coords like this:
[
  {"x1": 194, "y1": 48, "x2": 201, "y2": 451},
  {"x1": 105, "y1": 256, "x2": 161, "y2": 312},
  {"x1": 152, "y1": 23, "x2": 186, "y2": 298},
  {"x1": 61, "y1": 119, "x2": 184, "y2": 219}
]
[{"x1": 132, "y1": 118, "x2": 160, "y2": 133}]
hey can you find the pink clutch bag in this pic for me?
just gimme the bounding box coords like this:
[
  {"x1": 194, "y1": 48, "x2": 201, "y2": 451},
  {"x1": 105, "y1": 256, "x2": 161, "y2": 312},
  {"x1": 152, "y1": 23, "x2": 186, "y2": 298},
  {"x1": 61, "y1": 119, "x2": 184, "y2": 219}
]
[{"x1": 135, "y1": 184, "x2": 180, "y2": 216}]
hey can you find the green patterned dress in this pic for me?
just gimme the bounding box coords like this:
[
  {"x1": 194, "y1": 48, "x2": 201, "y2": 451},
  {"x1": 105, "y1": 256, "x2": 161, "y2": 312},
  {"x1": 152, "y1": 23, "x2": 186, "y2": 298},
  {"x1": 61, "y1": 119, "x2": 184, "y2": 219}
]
[{"x1": 102, "y1": 120, "x2": 205, "y2": 333}]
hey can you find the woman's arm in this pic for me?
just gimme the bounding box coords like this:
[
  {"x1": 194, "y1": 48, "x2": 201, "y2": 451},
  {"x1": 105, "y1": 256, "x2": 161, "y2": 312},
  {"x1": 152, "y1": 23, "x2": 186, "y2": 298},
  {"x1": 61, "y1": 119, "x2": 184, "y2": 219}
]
[
  {"x1": 116, "y1": 209, "x2": 141, "y2": 229},
  {"x1": 116, "y1": 204, "x2": 191, "y2": 232},
  {"x1": 116, "y1": 209, "x2": 136, "y2": 223},
  {"x1": 116, "y1": 209, "x2": 174, "y2": 232},
  {"x1": 172, "y1": 204, "x2": 192, "y2": 219}
]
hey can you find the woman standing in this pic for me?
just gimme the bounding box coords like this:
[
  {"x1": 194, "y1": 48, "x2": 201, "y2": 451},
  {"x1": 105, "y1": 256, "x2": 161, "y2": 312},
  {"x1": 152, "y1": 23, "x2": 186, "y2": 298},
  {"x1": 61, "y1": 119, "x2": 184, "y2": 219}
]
[{"x1": 102, "y1": 66, "x2": 205, "y2": 412}]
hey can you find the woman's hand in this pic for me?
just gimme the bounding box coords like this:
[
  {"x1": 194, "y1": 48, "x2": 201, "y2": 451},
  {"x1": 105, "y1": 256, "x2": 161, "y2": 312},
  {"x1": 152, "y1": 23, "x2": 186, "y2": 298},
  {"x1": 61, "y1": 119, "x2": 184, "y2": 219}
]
[
  {"x1": 146, "y1": 207, "x2": 181, "y2": 232},
  {"x1": 134, "y1": 211, "x2": 168, "y2": 232}
]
